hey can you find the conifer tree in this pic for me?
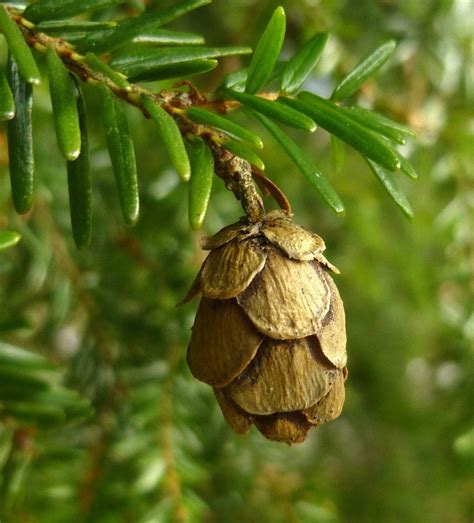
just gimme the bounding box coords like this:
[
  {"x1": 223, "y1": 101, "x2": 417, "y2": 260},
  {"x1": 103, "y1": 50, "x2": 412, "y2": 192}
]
[{"x1": 0, "y1": 1, "x2": 471, "y2": 521}]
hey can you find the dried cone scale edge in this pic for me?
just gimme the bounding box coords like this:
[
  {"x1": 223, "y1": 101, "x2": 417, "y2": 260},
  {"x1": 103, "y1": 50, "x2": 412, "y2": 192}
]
[
  {"x1": 303, "y1": 367, "x2": 347, "y2": 425},
  {"x1": 236, "y1": 250, "x2": 332, "y2": 340},
  {"x1": 254, "y1": 412, "x2": 313, "y2": 444},
  {"x1": 200, "y1": 239, "x2": 267, "y2": 300},
  {"x1": 225, "y1": 336, "x2": 336, "y2": 415},
  {"x1": 187, "y1": 297, "x2": 265, "y2": 387},
  {"x1": 214, "y1": 388, "x2": 253, "y2": 435}
]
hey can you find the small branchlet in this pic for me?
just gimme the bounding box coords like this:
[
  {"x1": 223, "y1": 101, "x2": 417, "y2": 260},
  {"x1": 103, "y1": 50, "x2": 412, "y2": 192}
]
[{"x1": 0, "y1": 2, "x2": 417, "y2": 240}]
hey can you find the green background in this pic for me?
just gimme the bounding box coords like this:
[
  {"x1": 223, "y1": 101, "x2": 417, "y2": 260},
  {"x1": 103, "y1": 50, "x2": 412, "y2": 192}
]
[{"x1": 0, "y1": 0, "x2": 472, "y2": 521}]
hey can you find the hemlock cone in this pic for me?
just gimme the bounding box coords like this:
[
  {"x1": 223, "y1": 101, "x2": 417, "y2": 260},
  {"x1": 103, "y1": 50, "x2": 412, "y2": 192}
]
[{"x1": 182, "y1": 210, "x2": 347, "y2": 444}]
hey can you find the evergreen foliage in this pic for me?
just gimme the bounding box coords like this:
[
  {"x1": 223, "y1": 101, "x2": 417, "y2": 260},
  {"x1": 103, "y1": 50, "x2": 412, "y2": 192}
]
[
  {"x1": 0, "y1": 0, "x2": 472, "y2": 521},
  {"x1": 1, "y1": 0, "x2": 418, "y2": 240}
]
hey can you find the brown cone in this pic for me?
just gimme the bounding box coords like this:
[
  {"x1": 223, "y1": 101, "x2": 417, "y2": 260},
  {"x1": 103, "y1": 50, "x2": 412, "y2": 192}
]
[{"x1": 184, "y1": 211, "x2": 347, "y2": 444}]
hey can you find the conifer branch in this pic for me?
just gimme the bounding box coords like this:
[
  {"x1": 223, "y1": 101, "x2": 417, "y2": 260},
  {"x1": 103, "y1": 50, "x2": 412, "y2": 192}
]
[
  {"x1": 5, "y1": 4, "x2": 273, "y2": 217},
  {"x1": 0, "y1": 2, "x2": 417, "y2": 242}
]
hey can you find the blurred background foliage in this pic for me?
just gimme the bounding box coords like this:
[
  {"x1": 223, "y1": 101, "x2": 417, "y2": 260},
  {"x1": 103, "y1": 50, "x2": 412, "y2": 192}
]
[{"x1": 0, "y1": 0, "x2": 473, "y2": 521}]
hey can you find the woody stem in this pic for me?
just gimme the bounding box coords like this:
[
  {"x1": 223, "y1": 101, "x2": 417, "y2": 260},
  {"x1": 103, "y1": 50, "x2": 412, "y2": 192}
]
[
  {"x1": 235, "y1": 162, "x2": 265, "y2": 223},
  {"x1": 211, "y1": 145, "x2": 265, "y2": 222}
]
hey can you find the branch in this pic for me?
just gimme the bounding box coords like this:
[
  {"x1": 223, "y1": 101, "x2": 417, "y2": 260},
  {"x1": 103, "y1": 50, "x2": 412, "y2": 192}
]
[
  {"x1": 5, "y1": 5, "x2": 274, "y2": 222},
  {"x1": 0, "y1": 3, "x2": 418, "y2": 242}
]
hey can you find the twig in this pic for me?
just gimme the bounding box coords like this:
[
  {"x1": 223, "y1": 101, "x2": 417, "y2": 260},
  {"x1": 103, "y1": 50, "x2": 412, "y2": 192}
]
[{"x1": 5, "y1": 6, "x2": 292, "y2": 221}]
